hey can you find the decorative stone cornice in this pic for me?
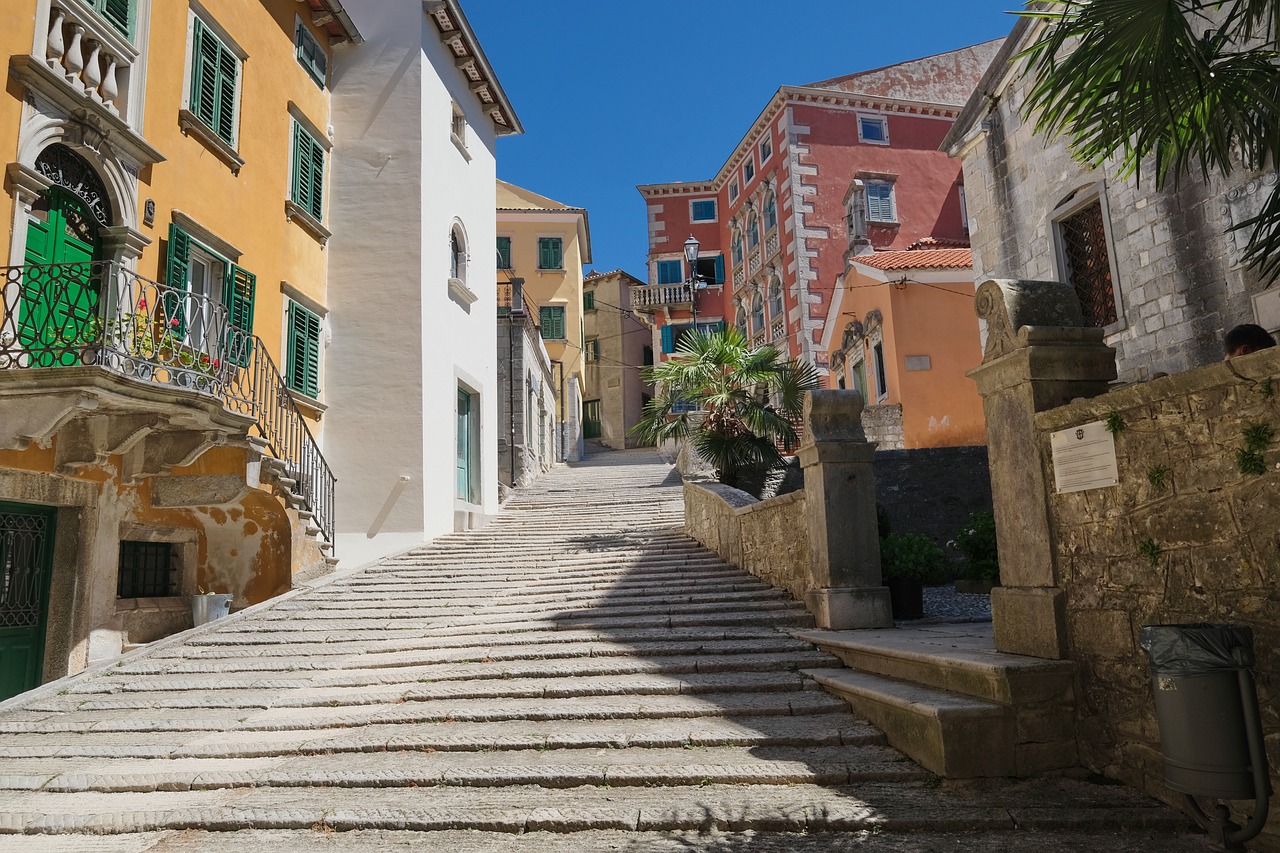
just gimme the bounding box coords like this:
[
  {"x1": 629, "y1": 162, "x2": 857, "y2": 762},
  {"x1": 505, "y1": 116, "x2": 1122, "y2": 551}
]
[
  {"x1": 424, "y1": 0, "x2": 522, "y2": 136},
  {"x1": 973, "y1": 279, "x2": 1086, "y2": 362}
]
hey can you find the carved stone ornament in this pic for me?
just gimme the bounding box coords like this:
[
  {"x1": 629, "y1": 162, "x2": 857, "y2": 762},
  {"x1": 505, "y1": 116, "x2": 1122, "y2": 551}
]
[
  {"x1": 974, "y1": 279, "x2": 1086, "y2": 361},
  {"x1": 34, "y1": 143, "x2": 112, "y2": 226},
  {"x1": 803, "y1": 389, "x2": 867, "y2": 443}
]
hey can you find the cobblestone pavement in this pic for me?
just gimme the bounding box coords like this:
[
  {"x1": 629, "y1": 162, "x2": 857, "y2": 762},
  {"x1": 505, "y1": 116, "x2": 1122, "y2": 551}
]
[{"x1": 0, "y1": 450, "x2": 1205, "y2": 851}]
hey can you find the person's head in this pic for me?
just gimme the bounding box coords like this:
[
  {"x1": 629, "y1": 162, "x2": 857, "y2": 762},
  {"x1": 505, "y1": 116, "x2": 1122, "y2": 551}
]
[{"x1": 1224, "y1": 324, "x2": 1277, "y2": 359}]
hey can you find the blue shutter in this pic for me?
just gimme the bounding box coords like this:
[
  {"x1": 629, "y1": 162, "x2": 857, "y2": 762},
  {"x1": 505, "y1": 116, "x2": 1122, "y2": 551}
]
[
  {"x1": 660, "y1": 324, "x2": 674, "y2": 354},
  {"x1": 714, "y1": 254, "x2": 725, "y2": 284}
]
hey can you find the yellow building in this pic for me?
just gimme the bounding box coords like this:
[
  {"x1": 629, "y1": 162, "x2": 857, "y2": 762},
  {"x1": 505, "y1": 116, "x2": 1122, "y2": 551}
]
[
  {"x1": 0, "y1": 0, "x2": 359, "y2": 699},
  {"x1": 496, "y1": 180, "x2": 592, "y2": 460}
]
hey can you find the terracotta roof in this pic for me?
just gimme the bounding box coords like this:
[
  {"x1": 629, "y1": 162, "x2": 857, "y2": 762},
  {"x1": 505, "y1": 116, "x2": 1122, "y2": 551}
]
[
  {"x1": 299, "y1": 0, "x2": 362, "y2": 44},
  {"x1": 803, "y1": 40, "x2": 1004, "y2": 108},
  {"x1": 908, "y1": 236, "x2": 970, "y2": 250},
  {"x1": 855, "y1": 248, "x2": 972, "y2": 272}
]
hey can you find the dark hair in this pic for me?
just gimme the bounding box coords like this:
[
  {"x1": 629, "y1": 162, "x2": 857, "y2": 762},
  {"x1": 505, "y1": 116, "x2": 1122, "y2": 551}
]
[{"x1": 1224, "y1": 324, "x2": 1276, "y2": 355}]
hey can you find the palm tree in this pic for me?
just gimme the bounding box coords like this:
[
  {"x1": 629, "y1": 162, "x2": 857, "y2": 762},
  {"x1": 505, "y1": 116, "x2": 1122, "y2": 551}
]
[
  {"x1": 632, "y1": 326, "x2": 821, "y2": 486},
  {"x1": 1020, "y1": 0, "x2": 1280, "y2": 279}
]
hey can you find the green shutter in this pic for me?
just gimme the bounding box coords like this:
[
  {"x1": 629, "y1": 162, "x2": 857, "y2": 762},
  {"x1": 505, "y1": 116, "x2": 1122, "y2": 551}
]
[
  {"x1": 583, "y1": 290, "x2": 594, "y2": 311},
  {"x1": 99, "y1": 0, "x2": 133, "y2": 37},
  {"x1": 538, "y1": 238, "x2": 562, "y2": 270},
  {"x1": 286, "y1": 303, "x2": 321, "y2": 398},
  {"x1": 191, "y1": 18, "x2": 238, "y2": 146},
  {"x1": 496, "y1": 237, "x2": 511, "y2": 269},
  {"x1": 215, "y1": 43, "x2": 238, "y2": 144},
  {"x1": 222, "y1": 265, "x2": 256, "y2": 367},
  {"x1": 660, "y1": 325, "x2": 674, "y2": 354},
  {"x1": 292, "y1": 123, "x2": 325, "y2": 221},
  {"x1": 539, "y1": 306, "x2": 564, "y2": 340},
  {"x1": 164, "y1": 224, "x2": 191, "y2": 339}
]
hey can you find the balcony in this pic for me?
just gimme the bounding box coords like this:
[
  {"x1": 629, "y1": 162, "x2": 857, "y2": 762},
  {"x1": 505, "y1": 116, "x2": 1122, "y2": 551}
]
[
  {"x1": 9, "y1": 2, "x2": 163, "y2": 167},
  {"x1": 765, "y1": 231, "x2": 780, "y2": 261},
  {"x1": 497, "y1": 280, "x2": 538, "y2": 320},
  {"x1": 0, "y1": 261, "x2": 334, "y2": 545},
  {"x1": 630, "y1": 283, "x2": 693, "y2": 314}
]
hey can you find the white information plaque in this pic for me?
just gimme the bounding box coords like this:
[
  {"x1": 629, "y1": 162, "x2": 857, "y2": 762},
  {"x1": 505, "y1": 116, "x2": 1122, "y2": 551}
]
[{"x1": 1050, "y1": 421, "x2": 1119, "y2": 493}]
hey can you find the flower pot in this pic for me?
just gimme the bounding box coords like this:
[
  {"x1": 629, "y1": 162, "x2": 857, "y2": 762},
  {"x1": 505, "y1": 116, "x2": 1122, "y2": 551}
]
[
  {"x1": 191, "y1": 594, "x2": 233, "y2": 626},
  {"x1": 885, "y1": 576, "x2": 924, "y2": 620}
]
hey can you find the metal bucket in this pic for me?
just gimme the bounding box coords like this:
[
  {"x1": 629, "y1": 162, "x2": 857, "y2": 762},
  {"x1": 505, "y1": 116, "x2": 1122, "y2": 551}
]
[{"x1": 191, "y1": 594, "x2": 233, "y2": 626}]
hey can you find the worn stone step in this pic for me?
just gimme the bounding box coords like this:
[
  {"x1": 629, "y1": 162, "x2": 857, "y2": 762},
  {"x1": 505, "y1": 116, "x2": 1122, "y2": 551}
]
[{"x1": 804, "y1": 668, "x2": 1015, "y2": 779}]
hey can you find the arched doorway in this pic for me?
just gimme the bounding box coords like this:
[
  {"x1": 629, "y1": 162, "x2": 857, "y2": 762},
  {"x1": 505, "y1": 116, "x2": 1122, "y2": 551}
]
[{"x1": 20, "y1": 145, "x2": 113, "y2": 367}]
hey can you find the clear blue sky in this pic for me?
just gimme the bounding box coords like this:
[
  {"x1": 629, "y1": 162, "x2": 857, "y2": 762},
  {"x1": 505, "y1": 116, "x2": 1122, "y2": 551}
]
[{"x1": 466, "y1": 2, "x2": 1022, "y2": 280}]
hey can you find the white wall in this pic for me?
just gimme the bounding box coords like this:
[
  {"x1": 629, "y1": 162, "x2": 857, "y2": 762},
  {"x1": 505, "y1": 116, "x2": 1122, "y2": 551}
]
[{"x1": 327, "y1": 0, "x2": 500, "y2": 566}]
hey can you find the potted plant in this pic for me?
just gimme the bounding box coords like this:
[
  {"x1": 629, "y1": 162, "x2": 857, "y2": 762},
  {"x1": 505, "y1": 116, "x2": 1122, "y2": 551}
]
[
  {"x1": 953, "y1": 510, "x2": 1000, "y2": 594},
  {"x1": 880, "y1": 532, "x2": 945, "y2": 620},
  {"x1": 191, "y1": 588, "x2": 233, "y2": 626}
]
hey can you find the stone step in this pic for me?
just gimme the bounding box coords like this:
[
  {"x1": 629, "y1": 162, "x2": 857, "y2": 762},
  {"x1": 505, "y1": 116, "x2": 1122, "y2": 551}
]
[
  {"x1": 803, "y1": 668, "x2": 1016, "y2": 779},
  {"x1": 0, "y1": 780, "x2": 1193, "y2": 836},
  {"x1": 794, "y1": 626, "x2": 1075, "y2": 706}
]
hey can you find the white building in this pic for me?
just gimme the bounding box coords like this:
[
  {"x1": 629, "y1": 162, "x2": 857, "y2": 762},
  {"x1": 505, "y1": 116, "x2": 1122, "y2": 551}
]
[{"x1": 326, "y1": 0, "x2": 522, "y2": 565}]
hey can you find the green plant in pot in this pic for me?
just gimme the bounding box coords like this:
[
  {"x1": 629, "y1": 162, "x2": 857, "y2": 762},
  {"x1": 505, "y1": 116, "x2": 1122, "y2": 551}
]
[
  {"x1": 880, "y1": 533, "x2": 945, "y2": 620},
  {"x1": 953, "y1": 510, "x2": 999, "y2": 593}
]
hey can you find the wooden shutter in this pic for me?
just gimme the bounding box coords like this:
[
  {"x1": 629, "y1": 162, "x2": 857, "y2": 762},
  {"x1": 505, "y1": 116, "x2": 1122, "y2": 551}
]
[
  {"x1": 292, "y1": 124, "x2": 325, "y2": 220},
  {"x1": 714, "y1": 255, "x2": 725, "y2": 285},
  {"x1": 539, "y1": 306, "x2": 564, "y2": 340},
  {"x1": 164, "y1": 224, "x2": 191, "y2": 338},
  {"x1": 191, "y1": 18, "x2": 237, "y2": 146},
  {"x1": 287, "y1": 303, "x2": 321, "y2": 398},
  {"x1": 100, "y1": 0, "x2": 132, "y2": 37},
  {"x1": 215, "y1": 42, "x2": 238, "y2": 144},
  {"x1": 496, "y1": 237, "x2": 511, "y2": 269},
  {"x1": 660, "y1": 324, "x2": 674, "y2": 354},
  {"x1": 222, "y1": 265, "x2": 256, "y2": 367}
]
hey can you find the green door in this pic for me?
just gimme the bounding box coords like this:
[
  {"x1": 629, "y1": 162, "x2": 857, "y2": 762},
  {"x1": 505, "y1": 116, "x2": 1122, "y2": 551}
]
[
  {"x1": 0, "y1": 503, "x2": 56, "y2": 702},
  {"x1": 21, "y1": 189, "x2": 101, "y2": 366},
  {"x1": 456, "y1": 388, "x2": 473, "y2": 502}
]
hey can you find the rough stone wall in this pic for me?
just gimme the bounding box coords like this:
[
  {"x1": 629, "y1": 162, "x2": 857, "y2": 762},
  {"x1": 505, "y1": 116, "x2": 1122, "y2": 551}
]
[
  {"x1": 1034, "y1": 348, "x2": 1280, "y2": 845},
  {"x1": 874, "y1": 446, "x2": 992, "y2": 554},
  {"x1": 957, "y1": 51, "x2": 1270, "y2": 383},
  {"x1": 497, "y1": 316, "x2": 556, "y2": 488},
  {"x1": 684, "y1": 482, "x2": 810, "y2": 602},
  {"x1": 862, "y1": 404, "x2": 904, "y2": 450}
]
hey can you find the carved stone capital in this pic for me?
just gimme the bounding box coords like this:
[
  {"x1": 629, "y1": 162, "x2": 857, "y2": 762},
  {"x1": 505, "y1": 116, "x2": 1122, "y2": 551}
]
[{"x1": 974, "y1": 279, "x2": 1085, "y2": 362}]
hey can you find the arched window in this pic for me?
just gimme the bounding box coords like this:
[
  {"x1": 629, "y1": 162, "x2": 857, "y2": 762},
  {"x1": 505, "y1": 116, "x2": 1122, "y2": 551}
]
[
  {"x1": 746, "y1": 211, "x2": 760, "y2": 249},
  {"x1": 731, "y1": 229, "x2": 744, "y2": 266},
  {"x1": 769, "y1": 277, "x2": 784, "y2": 319},
  {"x1": 449, "y1": 225, "x2": 467, "y2": 283},
  {"x1": 751, "y1": 292, "x2": 764, "y2": 333},
  {"x1": 763, "y1": 191, "x2": 777, "y2": 233},
  {"x1": 735, "y1": 305, "x2": 748, "y2": 335}
]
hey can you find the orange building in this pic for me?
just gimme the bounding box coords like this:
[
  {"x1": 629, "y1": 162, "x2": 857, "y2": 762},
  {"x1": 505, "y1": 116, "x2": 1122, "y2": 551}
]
[{"x1": 828, "y1": 245, "x2": 986, "y2": 449}]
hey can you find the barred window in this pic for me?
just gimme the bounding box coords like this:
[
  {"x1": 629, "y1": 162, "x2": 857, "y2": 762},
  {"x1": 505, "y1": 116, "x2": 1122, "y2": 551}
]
[
  {"x1": 117, "y1": 541, "x2": 180, "y2": 598},
  {"x1": 1058, "y1": 199, "x2": 1117, "y2": 328}
]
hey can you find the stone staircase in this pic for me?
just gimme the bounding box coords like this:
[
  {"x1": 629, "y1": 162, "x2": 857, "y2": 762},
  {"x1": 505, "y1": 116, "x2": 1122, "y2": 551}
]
[{"x1": 0, "y1": 451, "x2": 1201, "y2": 850}]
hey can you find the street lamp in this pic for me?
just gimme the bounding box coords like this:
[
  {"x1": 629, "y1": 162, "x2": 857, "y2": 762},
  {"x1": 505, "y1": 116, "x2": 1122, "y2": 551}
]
[{"x1": 684, "y1": 235, "x2": 702, "y2": 326}]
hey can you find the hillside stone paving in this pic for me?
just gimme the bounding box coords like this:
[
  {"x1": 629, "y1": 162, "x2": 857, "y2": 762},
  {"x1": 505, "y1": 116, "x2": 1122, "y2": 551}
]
[{"x1": 0, "y1": 450, "x2": 1205, "y2": 851}]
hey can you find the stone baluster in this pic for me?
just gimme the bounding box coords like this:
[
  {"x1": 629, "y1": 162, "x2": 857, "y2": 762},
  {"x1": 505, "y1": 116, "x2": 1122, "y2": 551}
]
[
  {"x1": 46, "y1": 7, "x2": 67, "y2": 69},
  {"x1": 82, "y1": 39, "x2": 103, "y2": 103},
  {"x1": 63, "y1": 23, "x2": 85, "y2": 92},
  {"x1": 100, "y1": 54, "x2": 119, "y2": 113}
]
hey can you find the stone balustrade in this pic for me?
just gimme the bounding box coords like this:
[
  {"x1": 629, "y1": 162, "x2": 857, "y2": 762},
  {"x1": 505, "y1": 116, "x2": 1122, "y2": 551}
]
[
  {"x1": 630, "y1": 284, "x2": 692, "y2": 312},
  {"x1": 44, "y1": 3, "x2": 136, "y2": 117},
  {"x1": 765, "y1": 231, "x2": 779, "y2": 259},
  {"x1": 771, "y1": 318, "x2": 785, "y2": 343}
]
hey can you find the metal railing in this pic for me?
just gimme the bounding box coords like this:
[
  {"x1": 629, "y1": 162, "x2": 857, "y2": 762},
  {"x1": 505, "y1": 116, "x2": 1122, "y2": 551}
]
[
  {"x1": 497, "y1": 280, "x2": 538, "y2": 320},
  {"x1": 0, "y1": 261, "x2": 335, "y2": 546}
]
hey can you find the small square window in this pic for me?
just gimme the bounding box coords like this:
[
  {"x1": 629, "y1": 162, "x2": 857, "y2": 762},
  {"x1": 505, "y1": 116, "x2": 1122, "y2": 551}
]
[
  {"x1": 690, "y1": 199, "x2": 717, "y2": 222},
  {"x1": 759, "y1": 136, "x2": 773, "y2": 162},
  {"x1": 657, "y1": 259, "x2": 683, "y2": 285},
  {"x1": 117, "y1": 541, "x2": 180, "y2": 599},
  {"x1": 859, "y1": 115, "x2": 889, "y2": 144},
  {"x1": 729, "y1": 180, "x2": 740, "y2": 202}
]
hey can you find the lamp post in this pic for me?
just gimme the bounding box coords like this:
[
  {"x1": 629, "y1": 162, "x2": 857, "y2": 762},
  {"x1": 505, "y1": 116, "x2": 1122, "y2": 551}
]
[{"x1": 684, "y1": 234, "x2": 702, "y2": 327}]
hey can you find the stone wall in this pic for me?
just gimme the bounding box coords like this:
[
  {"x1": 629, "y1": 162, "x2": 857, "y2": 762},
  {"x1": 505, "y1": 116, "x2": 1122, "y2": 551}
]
[
  {"x1": 874, "y1": 446, "x2": 992, "y2": 555},
  {"x1": 862, "y1": 403, "x2": 904, "y2": 450},
  {"x1": 684, "y1": 482, "x2": 810, "y2": 602},
  {"x1": 497, "y1": 315, "x2": 557, "y2": 490},
  {"x1": 1035, "y1": 347, "x2": 1280, "y2": 845}
]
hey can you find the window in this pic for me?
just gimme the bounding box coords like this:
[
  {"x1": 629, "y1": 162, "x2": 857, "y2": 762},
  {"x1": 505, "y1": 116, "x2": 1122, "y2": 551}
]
[
  {"x1": 291, "y1": 121, "x2": 326, "y2": 222},
  {"x1": 872, "y1": 341, "x2": 888, "y2": 400},
  {"x1": 583, "y1": 399, "x2": 602, "y2": 439},
  {"x1": 190, "y1": 16, "x2": 241, "y2": 147},
  {"x1": 859, "y1": 115, "x2": 889, "y2": 144},
  {"x1": 451, "y1": 104, "x2": 467, "y2": 149},
  {"x1": 731, "y1": 230, "x2": 743, "y2": 266},
  {"x1": 729, "y1": 180, "x2": 739, "y2": 202},
  {"x1": 583, "y1": 290, "x2": 595, "y2": 311},
  {"x1": 456, "y1": 387, "x2": 475, "y2": 502},
  {"x1": 759, "y1": 135, "x2": 772, "y2": 162},
  {"x1": 496, "y1": 236, "x2": 512, "y2": 269},
  {"x1": 743, "y1": 157, "x2": 755, "y2": 184},
  {"x1": 769, "y1": 278, "x2": 784, "y2": 319},
  {"x1": 586, "y1": 338, "x2": 600, "y2": 362},
  {"x1": 539, "y1": 305, "x2": 566, "y2": 340},
  {"x1": 690, "y1": 199, "x2": 717, "y2": 222},
  {"x1": 449, "y1": 227, "x2": 467, "y2": 282},
  {"x1": 643, "y1": 345, "x2": 653, "y2": 366},
  {"x1": 1057, "y1": 198, "x2": 1118, "y2": 328},
  {"x1": 747, "y1": 211, "x2": 760, "y2": 249},
  {"x1": 736, "y1": 306, "x2": 748, "y2": 335},
  {"x1": 117, "y1": 541, "x2": 179, "y2": 598},
  {"x1": 763, "y1": 191, "x2": 777, "y2": 233},
  {"x1": 657, "y1": 259, "x2": 683, "y2": 285},
  {"x1": 286, "y1": 301, "x2": 322, "y2": 398},
  {"x1": 661, "y1": 320, "x2": 725, "y2": 354},
  {"x1": 538, "y1": 237, "x2": 563, "y2": 270},
  {"x1": 865, "y1": 181, "x2": 896, "y2": 223},
  {"x1": 90, "y1": 0, "x2": 133, "y2": 38},
  {"x1": 694, "y1": 255, "x2": 725, "y2": 285},
  {"x1": 165, "y1": 224, "x2": 256, "y2": 366},
  {"x1": 751, "y1": 293, "x2": 765, "y2": 333},
  {"x1": 295, "y1": 18, "x2": 327, "y2": 87},
  {"x1": 959, "y1": 185, "x2": 969, "y2": 234}
]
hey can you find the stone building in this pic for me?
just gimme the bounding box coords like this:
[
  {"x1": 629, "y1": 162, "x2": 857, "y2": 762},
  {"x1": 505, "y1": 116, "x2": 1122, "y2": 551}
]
[
  {"x1": 943, "y1": 18, "x2": 1278, "y2": 381},
  {"x1": 496, "y1": 276, "x2": 557, "y2": 491},
  {"x1": 582, "y1": 269, "x2": 653, "y2": 450}
]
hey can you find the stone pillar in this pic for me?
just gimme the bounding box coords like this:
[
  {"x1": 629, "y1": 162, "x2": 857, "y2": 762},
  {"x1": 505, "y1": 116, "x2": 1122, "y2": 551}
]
[
  {"x1": 968, "y1": 280, "x2": 1117, "y2": 659},
  {"x1": 798, "y1": 390, "x2": 893, "y2": 629}
]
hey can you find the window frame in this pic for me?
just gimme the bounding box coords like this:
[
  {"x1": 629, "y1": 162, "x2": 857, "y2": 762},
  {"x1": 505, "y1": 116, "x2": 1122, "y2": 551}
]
[
  {"x1": 186, "y1": 12, "x2": 243, "y2": 150},
  {"x1": 1051, "y1": 187, "x2": 1125, "y2": 331},
  {"x1": 91, "y1": 0, "x2": 135, "y2": 39},
  {"x1": 116, "y1": 540, "x2": 180, "y2": 599},
  {"x1": 858, "y1": 114, "x2": 890, "y2": 146},
  {"x1": 657, "y1": 259, "x2": 683, "y2": 285},
  {"x1": 872, "y1": 340, "x2": 888, "y2": 402},
  {"x1": 690, "y1": 199, "x2": 717, "y2": 223},
  {"x1": 286, "y1": 300, "x2": 323, "y2": 400},
  {"x1": 290, "y1": 119, "x2": 327, "y2": 223},
  {"x1": 759, "y1": 135, "x2": 773, "y2": 163},
  {"x1": 864, "y1": 180, "x2": 897, "y2": 224},
  {"x1": 728, "y1": 179, "x2": 740, "y2": 202},
  {"x1": 743, "y1": 156, "x2": 755, "y2": 186},
  {"x1": 496, "y1": 236, "x2": 512, "y2": 270},
  {"x1": 539, "y1": 305, "x2": 566, "y2": 340},
  {"x1": 583, "y1": 290, "x2": 596, "y2": 312},
  {"x1": 537, "y1": 237, "x2": 564, "y2": 271},
  {"x1": 294, "y1": 16, "x2": 327, "y2": 87}
]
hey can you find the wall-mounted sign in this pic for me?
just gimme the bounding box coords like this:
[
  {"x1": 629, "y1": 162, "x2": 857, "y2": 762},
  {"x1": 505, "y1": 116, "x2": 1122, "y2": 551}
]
[{"x1": 1051, "y1": 420, "x2": 1119, "y2": 493}]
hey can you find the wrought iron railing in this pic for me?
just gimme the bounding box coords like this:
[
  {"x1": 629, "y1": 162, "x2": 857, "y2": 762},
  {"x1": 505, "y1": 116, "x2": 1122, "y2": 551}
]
[
  {"x1": 497, "y1": 280, "x2": 538, "y2": 320},
  {"x1": 0, "y1": 261, "x2": 335, "y2": 546}
]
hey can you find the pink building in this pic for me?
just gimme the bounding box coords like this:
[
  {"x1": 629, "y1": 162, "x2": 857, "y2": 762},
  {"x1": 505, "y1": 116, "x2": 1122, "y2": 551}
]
[{"x1": 635, "y1": 42, "x2": 1000, "y2": 382}]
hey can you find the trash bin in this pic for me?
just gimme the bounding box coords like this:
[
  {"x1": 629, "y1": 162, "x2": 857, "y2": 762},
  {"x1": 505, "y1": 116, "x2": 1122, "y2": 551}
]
[{"x1": 1138, "y1": 623, "x2": 1256, "y2": 800}]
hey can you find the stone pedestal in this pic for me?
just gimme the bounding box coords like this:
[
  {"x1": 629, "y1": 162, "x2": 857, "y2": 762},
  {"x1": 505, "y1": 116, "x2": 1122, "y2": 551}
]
[
  {"x1": 798, "y1": 390, "x2": 892, "y2": 629},
  {"x1": 968, "y1": 280, "x2": 1117, "y2": 659}
]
